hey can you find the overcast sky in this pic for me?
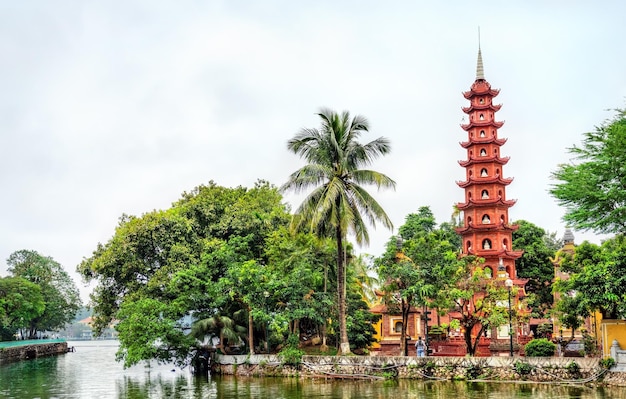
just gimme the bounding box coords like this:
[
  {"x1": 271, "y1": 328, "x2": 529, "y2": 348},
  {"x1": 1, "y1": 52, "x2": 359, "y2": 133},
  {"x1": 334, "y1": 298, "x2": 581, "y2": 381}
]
[{"x1": 1, "y1": 1, "x2": 625, "y2": 302}]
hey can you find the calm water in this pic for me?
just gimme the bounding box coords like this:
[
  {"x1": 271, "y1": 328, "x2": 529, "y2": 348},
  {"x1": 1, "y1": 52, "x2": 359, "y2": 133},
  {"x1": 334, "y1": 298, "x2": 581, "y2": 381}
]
[{"x1": 0, "y1": 341, "x2": 623, "y2": 398}]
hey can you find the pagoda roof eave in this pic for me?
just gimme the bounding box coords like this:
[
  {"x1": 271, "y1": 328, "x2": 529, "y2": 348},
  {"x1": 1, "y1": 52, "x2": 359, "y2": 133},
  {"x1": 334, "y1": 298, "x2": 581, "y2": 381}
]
[
  {"x1": 462, "y1": 87, "x2": 500, "y2": 99},
  {"x1": 461, "y1": 248, "x2": 524, "y2": 259},
  {"x1": 461, "y1": 120, "x2": 505, "y2": 131},
  {"x1": 455, "y1": 222, "x2": 520, "y2": 234},
  {"x1": 462, "y1": 103, "x2": 502, "y2": 113},
  {"x1": 456, "y1": 198, "x2": 517, "y2": 210},
  {"x1": 459, "y1": 138, "x2": 508, "y2": 148},
  {"x1": 458, "y1": 156, "x2": 510, "y2": 166},
  {"x1": 456, "y1": 176, "x2": 514, "y2": 188}
]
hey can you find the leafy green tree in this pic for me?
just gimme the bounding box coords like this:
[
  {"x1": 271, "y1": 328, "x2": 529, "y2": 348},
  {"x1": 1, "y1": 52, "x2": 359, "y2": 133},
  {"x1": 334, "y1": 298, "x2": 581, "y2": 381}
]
[
  {"x1": 550, "y1": 108, "x2": 626, "y2": 234},
  {"x1": 512, "y1": 220, "x2": 558, "y2": 317},
  {"x1": 263, "y1": 227, "x2": 336, "y2": 351},
  {"x1": 448, "y1": 258, "x2": 521, "y2": 356},
  {"x1": 281, "y1": 108, "x2": 395, "y2": 355},
  {"x1": 376, "y1": 207, "x2": 460, "y2": 356},
  {"x1": 0, "y1": 277, "x2": 45, "y2": 340},
  {"x1": 7, "y1": 250, "x2": 81, "y2": 338},
  {"x1": 79, "y1": 181, "x2": 290, "y2": 367},
  {"x1": 555, "y1": 237, "x2": 626, "y2": 320},
  {"x1": 377, "y1": 243, "x2": 422, "y2": 356}
]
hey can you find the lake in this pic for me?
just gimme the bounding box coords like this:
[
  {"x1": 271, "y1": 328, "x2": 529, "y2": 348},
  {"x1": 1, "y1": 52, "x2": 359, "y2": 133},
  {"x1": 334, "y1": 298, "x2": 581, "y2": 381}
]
[{"x1": 0, "y1": 341, "x2": 622, "y2": 398}]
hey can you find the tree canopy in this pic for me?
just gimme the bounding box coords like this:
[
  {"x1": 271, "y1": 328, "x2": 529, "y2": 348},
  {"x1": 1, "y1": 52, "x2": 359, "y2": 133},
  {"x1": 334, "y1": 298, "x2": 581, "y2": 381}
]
[
  {"x1": 550, "y1": 108, "x2": 626, "y2": 234},
  {"x1": 6, "y1": 250, "x2": 81, "y2": 339},
  {"x1": 79, "y1": 180, "x2": 290, "y2": 367},
  {"x1": 555, "y1": 236, "x2": 626, "y2": 320},
  {"x1": 512, "y1": 220, "x2": 559, "y2": 317}
]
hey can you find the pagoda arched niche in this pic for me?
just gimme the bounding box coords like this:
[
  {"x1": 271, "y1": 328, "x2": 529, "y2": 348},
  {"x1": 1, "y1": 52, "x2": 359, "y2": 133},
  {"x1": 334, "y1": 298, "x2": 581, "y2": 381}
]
[
  {"x1": 484, "y1": 266, "x2": 493, "y2": 278},
  {"x1": 466, "y1": 240, "x2": 472, "y2": 252},
  {"x1": 482, "y1": 214, "x2": 491, "y2": 224},
  {"x1": 480, "y1": 148, "x2": 487, "y2": 156},
  {"x1": 480, "y1": 168, "x2": 488, "y2": 177},
  {"x1": 502, "y1": 238, "x2": 509, "y2": 250},
  {"x1": 482, "y1": 238, "x2": 492, "y2": 250},
  {"x1": 481, "y1": 189, "x2": 489, "y2": 199}
]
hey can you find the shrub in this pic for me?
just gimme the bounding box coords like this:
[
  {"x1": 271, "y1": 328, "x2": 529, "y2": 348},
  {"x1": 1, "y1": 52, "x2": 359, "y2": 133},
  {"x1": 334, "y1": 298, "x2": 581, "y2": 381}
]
[
  {"x1": 514, "y1": 360, "x2": 533, "y2": 376},
  {"x1": 600, "y1": 357, "x2": 616, "y2": 370},
  {"x1": 525, "y1": 338, "x2": 556, "y2": 357},
  {"x1": 278, "y1": 334, "x2": 304, "y2": 366},
  {"x1": 566, "y1": 361, "x2": 581, "y2": 377},
  {"x1": 465, "y1": 363, "x2": 482, "y2": 380}
]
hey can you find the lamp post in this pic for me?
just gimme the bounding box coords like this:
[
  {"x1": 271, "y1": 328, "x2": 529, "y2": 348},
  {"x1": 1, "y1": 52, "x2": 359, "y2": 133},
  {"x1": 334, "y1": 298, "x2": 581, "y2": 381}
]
[{"x1": 505, "y1": 277, "x2": 514, "y2": 357}]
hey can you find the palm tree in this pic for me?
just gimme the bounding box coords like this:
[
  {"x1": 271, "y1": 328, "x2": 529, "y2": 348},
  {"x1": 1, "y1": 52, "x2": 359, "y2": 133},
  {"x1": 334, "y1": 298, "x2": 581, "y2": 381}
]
[
  {"x1": 191, "y1": 314, "x2": 247, "y2": 354},
  {"x1": 281, "y1": 108, "x2": 395, "y2": 355}
]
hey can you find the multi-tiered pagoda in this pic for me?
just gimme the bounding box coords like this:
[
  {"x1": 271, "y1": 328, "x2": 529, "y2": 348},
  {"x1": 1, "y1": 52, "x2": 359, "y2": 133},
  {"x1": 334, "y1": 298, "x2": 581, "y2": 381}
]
[{"x1": 456, "y1": 48, "x2": 523, "y2": 281}]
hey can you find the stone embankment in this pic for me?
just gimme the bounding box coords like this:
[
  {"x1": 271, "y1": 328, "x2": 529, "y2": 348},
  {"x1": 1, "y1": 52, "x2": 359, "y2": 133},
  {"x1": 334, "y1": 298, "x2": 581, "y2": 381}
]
[
  {"x1": 0, "y1": 341, "x2": 68, "y2": 364},
  {"x1": 212, "y1": 354, "x2": 621, "y2": 385}
]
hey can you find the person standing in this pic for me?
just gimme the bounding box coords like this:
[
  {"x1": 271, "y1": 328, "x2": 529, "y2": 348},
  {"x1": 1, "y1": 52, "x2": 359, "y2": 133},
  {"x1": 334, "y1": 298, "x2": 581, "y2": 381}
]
[{"x1": 415, "y1": 337, "x2": 425, "y2": 357}]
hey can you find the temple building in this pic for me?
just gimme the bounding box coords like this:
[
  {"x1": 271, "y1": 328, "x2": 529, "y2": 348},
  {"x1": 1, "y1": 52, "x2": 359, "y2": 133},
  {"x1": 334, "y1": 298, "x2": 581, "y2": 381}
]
[
  {"x1": 369, "y1": 47, "x2": 531, "y2": 356},
  {"x1": 455, "y1": 47, "x2": 528, "y2": 352}
]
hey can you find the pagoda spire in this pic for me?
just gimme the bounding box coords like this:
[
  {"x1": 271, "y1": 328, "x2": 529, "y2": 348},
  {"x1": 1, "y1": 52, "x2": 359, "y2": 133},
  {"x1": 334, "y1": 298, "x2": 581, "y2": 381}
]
[
  {"x1": 476, "y1": 27, "x2": 485, "y2": 80},
  {"x1": 476, "y1": 47, "x2": 485, "y2": 80}
]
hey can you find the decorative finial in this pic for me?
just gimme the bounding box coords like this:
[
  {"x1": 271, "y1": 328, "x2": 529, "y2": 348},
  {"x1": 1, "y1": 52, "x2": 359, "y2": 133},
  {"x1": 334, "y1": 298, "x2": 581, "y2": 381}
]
[
  {"x1": 563, "y1": 228, "x2": 575, "y2": 244},
  {"x1": 476, "y1": 27, "x2": 485, "y2": 80}
]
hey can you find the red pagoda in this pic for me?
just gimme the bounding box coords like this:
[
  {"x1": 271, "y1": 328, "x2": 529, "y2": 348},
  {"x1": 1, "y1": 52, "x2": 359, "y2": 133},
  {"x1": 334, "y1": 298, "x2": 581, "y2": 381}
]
[{"x1": 456, "y1": 48, "x2": 523, "y2": 280}]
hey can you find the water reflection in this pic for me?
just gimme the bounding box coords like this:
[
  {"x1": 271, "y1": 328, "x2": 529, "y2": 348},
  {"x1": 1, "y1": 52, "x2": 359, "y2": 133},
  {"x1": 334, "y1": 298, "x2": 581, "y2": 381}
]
[{"x1": 0, "y1": 341, "x2": 623, "y2": 398}]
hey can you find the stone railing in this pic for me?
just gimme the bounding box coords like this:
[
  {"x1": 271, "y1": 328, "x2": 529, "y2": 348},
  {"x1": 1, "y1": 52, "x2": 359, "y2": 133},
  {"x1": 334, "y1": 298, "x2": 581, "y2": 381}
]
[{"x1": 610, "y1": 340, "x2": 626, "y2": 371}]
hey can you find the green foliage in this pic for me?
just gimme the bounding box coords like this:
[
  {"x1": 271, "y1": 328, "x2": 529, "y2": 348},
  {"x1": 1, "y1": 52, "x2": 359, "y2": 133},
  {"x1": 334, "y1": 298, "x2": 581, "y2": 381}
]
[
  {"x1": 342, "y1": 289, "x2": 381, "y2": 350},
  {"x1": 550, "y1": 108, "x2": 626, "y2": 235},
  {"x1": 582, "y1": 331, "x2": 598, "y2": 356},
  {"x1": 512, "y1": 220, "x2": 557, "y2": 317},
  {"x1": 376, "y1": 206, "x2": 461, "y2": 355},
  {"x1": 565, "y1": 361, "x2": 581, "y2": 377},
  {"x1": 514, "y1": 360, "x2": 533, "y2": 376},
  {"x1": 282, "y1": 108, "x2": 395, "y2": 355},
  {"x1": 79, "y1": 181, "x2": 290, "y2": 367},
  {"x1": 278, "y1": 334, "x2": 304, "y2": 366},
  {"x1": 555, "y1": 236, "x2": 626, "y2": 319},
  {"x1": 115, "y1": 298, "x2": 195, "y2": 368},
  {"x1": 600, "y1": 357, "x2": 616, "y2": 369},
  {"x1": 465, "y1": 363, "x2": 483, "y2": 380},
  {"x1": 536, "y1": 323, "x2": 553, "y2": 339},
  {"x1": 448, "y1": 259, "x2": 521, "y2": 356},
  {"x1": 0, "y1": 277, "x2": 45, "y2": 340},
  {"x1": 6, "y1": 250, "x2": 81, "y2": 338},
  {"x1": 524, "y1": 338, "x2": 556, "y2": 357}
]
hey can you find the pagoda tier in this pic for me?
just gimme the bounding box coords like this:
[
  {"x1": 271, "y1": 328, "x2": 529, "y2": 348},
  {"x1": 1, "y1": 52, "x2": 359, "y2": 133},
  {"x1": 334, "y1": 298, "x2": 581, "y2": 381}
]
[
  {"x1": 460, "y1": 137, "x2": 507, "y2": 148},
  {"x1": 456, "y1": 222, "x2": 520, "y2": 233},
  {"x1": 456, "y1": 197, "x2": 517, "y2": 210},
  {"x1": 461, "y1": 120, "x2": 504, "y2": 131},
  {"x1": 456, "y1": 176, "x2": 513, "y2": 188},
  {"x1": 463, "y1": 80, "x2": 500, "y2": 99},
  {"x1": 463, "y1": 247, "x2": 524, "y2": 259},
  {"x1": 458, "y1": 155, "x2": 509, "y2": 166},
  {"x1": 462, "y1": 103, "x2": 502, "y2": 113}
]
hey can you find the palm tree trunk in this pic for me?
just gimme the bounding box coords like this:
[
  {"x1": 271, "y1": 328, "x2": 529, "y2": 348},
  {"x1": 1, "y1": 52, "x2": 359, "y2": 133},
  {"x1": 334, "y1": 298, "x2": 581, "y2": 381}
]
[{"x1": 336, "y1": 225, "x2": 351, "y2": 355}]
